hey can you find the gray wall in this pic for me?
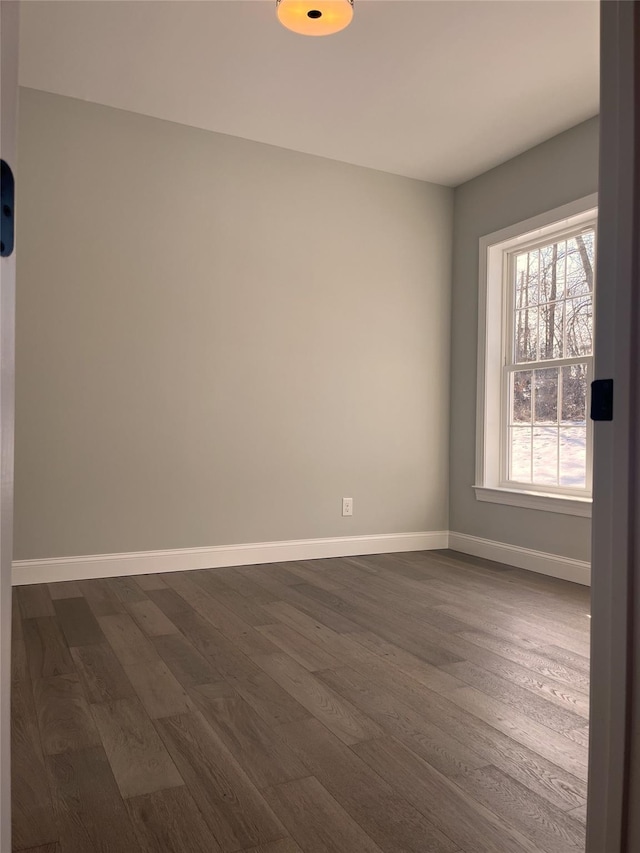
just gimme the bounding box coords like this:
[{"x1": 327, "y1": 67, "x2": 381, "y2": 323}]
[
  {"x1": 15, "y1": 88, "x2": 453, "y2": 560},
  {"x1": 450, "y1": 117, "x2": 599, "y2": 562}
]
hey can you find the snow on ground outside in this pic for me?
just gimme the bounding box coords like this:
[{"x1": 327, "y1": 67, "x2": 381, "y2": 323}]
[{"x1": 510, "y1": 422, "x2": 587, "y2": 488}]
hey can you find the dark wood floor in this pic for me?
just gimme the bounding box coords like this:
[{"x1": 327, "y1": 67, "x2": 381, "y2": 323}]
[{"x1": 11, "y1": 549, "x2": 590, "y2": 853}]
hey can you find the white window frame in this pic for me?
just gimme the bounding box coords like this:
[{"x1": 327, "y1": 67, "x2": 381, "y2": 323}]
[{"x1": 475, "y1": 194, "x2": 598, "y2": 518}]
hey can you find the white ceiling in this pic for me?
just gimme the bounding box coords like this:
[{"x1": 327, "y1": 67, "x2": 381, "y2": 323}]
[{"x1": 18, "y1": 0, "x2": 599, "y2": 186}]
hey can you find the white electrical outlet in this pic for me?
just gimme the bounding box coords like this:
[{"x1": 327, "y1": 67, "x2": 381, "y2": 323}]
[{"x1": 342, "y1": 497, "x2": 353, "y2": 517}]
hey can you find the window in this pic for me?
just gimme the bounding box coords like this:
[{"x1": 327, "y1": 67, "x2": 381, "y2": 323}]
[{"x1": 475, "y1": 195, "x2": 597, "y2": 517}]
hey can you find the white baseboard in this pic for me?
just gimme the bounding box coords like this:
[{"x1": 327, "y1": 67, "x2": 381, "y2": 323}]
[
  {"x1": 448, "y1": 531, "x2": 591, "y2": 586},
  {"x1": 11, "y1": 531, "x2": 449, "y2": 586},
  {"x1": 11, "y1": 529, "x2": 591, "y2": 587}
]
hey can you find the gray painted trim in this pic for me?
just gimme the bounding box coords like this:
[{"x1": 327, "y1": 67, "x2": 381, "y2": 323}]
[
  {"x1": 0, "y1": 1, "x2": 19, "y2": 848},
  {"x1": 473, "y1": 486, "x2": 592, "y2": 518},
  {"x1": 587, "y1": 2, "x2": 638, "y2": 850}
]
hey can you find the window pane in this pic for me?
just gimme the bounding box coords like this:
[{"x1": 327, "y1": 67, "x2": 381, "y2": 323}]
[
  {"x1": 560, "y1": 427, "x2": 587, "y2": 488},
  {"x1": 539, "y1": 242, "x2": 565, "y2": 303},
  {"x1": 502, "y1": 221, "x2": 595, "y2": 496},
  {"x1": 565, "y1": 231, "x2": 595, "y2": 298},
  {"x1": 565, "y1": 296, "x2": 593, "y2": 356},
  {"x1": 533, "y1": 426, "x2": 558, "y2": 485},
  {"x1": 511, "y1": 370, "x2": 532, "y2": 423},
  {"x1": 515, "y1": 253, "x2": 533, "y2": 309},
  {"x1": 514, "y1": 250, "x2": 539, "y2": 308},
  {"x1": 561, "y1": 364, "x2": 587, "y2": 424},
  {"x1": 514, "y1": 307, "x2": 538, "y2": 362},
  {"x1": 510, "y1": 427, "x2": 532, "y2": 482},
  {"x1": 539, "y1": 301, "x2": 563, "y2": 360},
  {"x1": 534, "y1": 368, "x2": 558, "y2": 424}
]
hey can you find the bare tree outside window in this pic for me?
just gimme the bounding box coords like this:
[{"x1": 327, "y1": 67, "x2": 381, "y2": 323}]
[{"x1": 508, "y1": 228, "x2": 595, "y2": 489}]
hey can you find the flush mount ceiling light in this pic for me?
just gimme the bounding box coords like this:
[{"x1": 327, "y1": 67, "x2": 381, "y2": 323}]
[{"x1": 276, "y1": 0, "x2": 354, "y2": 36}]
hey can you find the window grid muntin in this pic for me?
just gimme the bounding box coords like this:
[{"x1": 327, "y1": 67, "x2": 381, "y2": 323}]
[
  {"x1": 504, "y1": 361, "x2": 592, "y2": 494},
  {"x1": 501, "y1": 221, "x2": 596, "y2": 496}
]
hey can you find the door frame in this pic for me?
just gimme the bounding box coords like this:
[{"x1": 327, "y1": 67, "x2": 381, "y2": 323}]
[
  {"x1": 0, "y1": 1, "x2": 19, "y2": 850},
  {"x1": 587, "y1": 2, "x2": 639, "y2": 851}
]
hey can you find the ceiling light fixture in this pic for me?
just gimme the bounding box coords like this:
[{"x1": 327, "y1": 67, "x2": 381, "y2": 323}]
[{"x1": 276, "y1": 0, "x2": 354, "y2": 36}]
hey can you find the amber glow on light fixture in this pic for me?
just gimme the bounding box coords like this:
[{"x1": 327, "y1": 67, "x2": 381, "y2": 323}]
[{"x1": 276, "y1": 0, "x2": 354, "y2": 36}]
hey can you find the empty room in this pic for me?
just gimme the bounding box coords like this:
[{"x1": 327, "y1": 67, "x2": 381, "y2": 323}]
[{"x1": 3, "y1": 1, "x2": 638, "y2": 852}]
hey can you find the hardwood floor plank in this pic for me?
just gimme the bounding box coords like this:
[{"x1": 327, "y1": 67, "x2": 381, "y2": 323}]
[
  {"x1": 536, "y1": 644, "x2": 591, "y2": 674},
  {"x1": 133, "y1": 573, "x2": 169, "y2": 591},
  {"x1": 152, "y1": 631, "x2": 224, "y2": 687},
  {"x1": 283, "y1": 585, "x2": 364, "y2": 634},
  {"x1": 108, "y1": 576, "x2": 148, "y2": 604},
  {"x1": 352, "y1": 553, "x2": 436, "y2": 582},
  {"x1": 47, "y1": 580, "x2": 83, "y2": 600},
  {"x1": 264, "y1": 775, "x2": 384, "y2": 852},
  {"x1": 91, "y1": 697, "x2": 184, "y2": 798},
  {"x1": 238, "y1": 571, "x2": 362, "y2": 634},
  {"x1": 300, "y1": 585, "x2": 464, "y2": 668},
  {"x1": 254, "y1": 653, "x2": 382, "y2": 745},
  {"x1": 146, "y1": 587, "x2": 194, "y2": 620},
  {"x1": 441, "y1": 651, "x2": 590, "y2": 721},
  {"x1": 52, "y1": 597, "x2": 105, "y2": 647},
  {"x1": 320, "y1": 657, "x2": 587, "y2": 811},
  {"x1": 189, "y1": 681, "x2": 308, "y2": 789},
  {"x1": 256, "y1": 623, "x2": 342, "y2": 672},
  {"x1": 12, "y1": 593, "x2": 29, "y2": 683},
  {"x1": 420, "y1": 575, "x2": 588, "y2": 641},
  {"x1": 11, "y1": 677, "x2": 58, "y2": 851},
  {"x1": 169, "y1": 608, "x2": 262, "y2": 680},
  {"x1": 435, "y1": 550, "x2": 516, "y2": 576},
  {"x1": 567, "y1": 804, "x2": 587, "y2": 824},
  {"x1": 281, "y1": 560, "x2": 347, "y2": 591},
  {"x1": 155, "y1": 711, "x2": 286, "y2": 851},
  {"x1": 445, "y1": 685, "x2": 588, "y2": 779},
  {"x1": 126, "y1": 598, "x2": 180, "y2": 637},
  {"x1": 24, "y1": 617, "x2": 75, "y2": 680},
  {"x1": 226, "y1": 669, "x2": 311, "y2": 729},
  {"x1": 567, "y1": 726, "x2": 590, "y2": 748},
  {"x1": 276, "y1": 717, "x2": 458, "y2": 853},
  {"x1": 70, "y1": 642, "x2": 136, "y2": 704},
  {"x1": 429, "y1": 560, "x2": 590, "y2": 627},
  {"x1": 262, "y1": 602, "x2": 464, "y2": 706},
  {"x1": 319, "y1": 666, "x2": 487, "y2": 778},
  {"x1": 457, "y1": 631, "x2": 590, "y2": 690},
  {"x1": 126, "y1": 786, "x2": 223, "y2": 853},
  {"x1": 347, "y1": 630, "x2": 466, "y2": 696},
  {"x1": 123, "y1": 658, "x2": 193, "y2": 718},
  {"x1": 353, "y1": 736, "x2": 544, "y2": 853},
  {"x1": 452, "y1": 764, "x2": 585, "y2": 853},
  {"x1": 212, "y1": 566, "x2": 278, "y2": 604},
  {"x1": 96, "y1": 612, "x2": 157, "y2": 666},
  {"x1": 204, "y1": 584, "x2": 276, "y2": 628},
  {"x1": 326, "y1": 557, "x2": 382, "y2": 583},
  {"x1": 18, "y1": 585, "x2": 55, "y2": 618},
  {"x1": 46, "y1": 746, "x2": 139, "y2": 852},
  {"x1": 34, "y1": 673, "x2": 101, "y2": 756},
  {"x1": 243, "y1": 841, "x2": 302, "y2": 853},
  {"x1": 436, "y1": 601, "x2": 590, "y2": 657},
  {"x1": 440, "y1": 659, "x2": 587, "y2": 734},
  {"x1": 166, "y1": 573, "x2": 279, "y2": 657},
  {"x1": 240, "y1": 563, "x2": 303, "y2": 587},
  {"x1": 77, "y1": 578, "x2": 124, "y2": 617},
  {"x1": 260, "y1": 600, "x2": 361, "y2": 657},
  {"x1": 342, "y1": 609, "x2": 590, "y2": 723}
]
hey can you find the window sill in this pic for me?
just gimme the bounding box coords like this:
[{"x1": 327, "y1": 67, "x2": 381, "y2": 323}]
[{"x1": 473, "y1": 486, "x2": 592, "y2": 517}]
